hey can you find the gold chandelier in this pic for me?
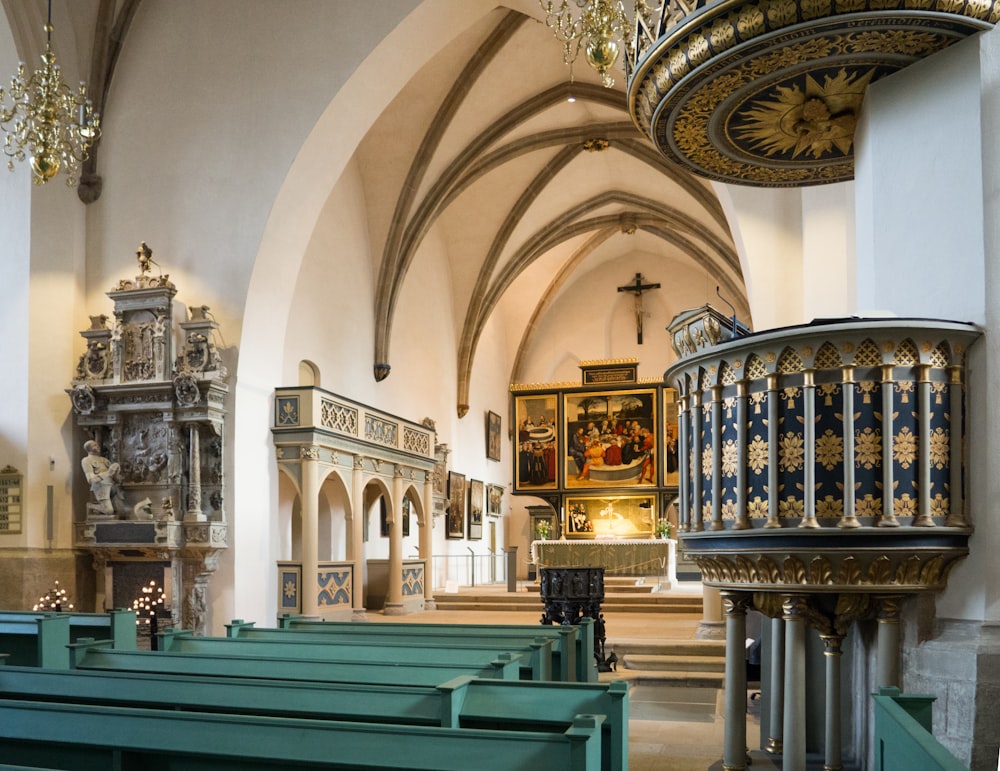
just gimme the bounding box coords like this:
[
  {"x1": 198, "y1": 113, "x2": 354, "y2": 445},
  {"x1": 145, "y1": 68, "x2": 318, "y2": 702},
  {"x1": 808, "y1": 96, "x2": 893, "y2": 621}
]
[
  {"x1": 0, "y1": 1, "x2": 101, "y2": 186},
  {"x1": 539, "y1": 0, "x2": 632, "y2": 88}
]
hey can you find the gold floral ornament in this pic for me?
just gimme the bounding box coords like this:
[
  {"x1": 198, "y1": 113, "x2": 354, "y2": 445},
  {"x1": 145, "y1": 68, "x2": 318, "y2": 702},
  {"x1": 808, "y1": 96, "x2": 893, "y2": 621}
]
[
  {"x1": 855, "y1": 427, "x2": 882, "y2": 469},
  {"x1": 779, "y1": 496, "x2": 804, "y2": 518},
  {"x1": 747, "y1": 496, "x2": 768, "y2": 519},
  {"x1": 893, "y1": 426, "x2": 917, "y2": 469},
  {"x1": 929, "y1": 427, "x2": 949, "y2": 469},
  {"x1": 778, "y1": 432, "x2": 805, "y2": 472},
  {"x1": 816, "y1": 429, "x2": 843, "y2": 470},
  {"x1": 747, "y1": 435, "x2": 769, "y2": 474},
  {"x1": 816, "y1": 495, "x2": 844, "y2": 518},
  {"x1": 721, "y1": 439, "x2": 739, "y2": 476}
]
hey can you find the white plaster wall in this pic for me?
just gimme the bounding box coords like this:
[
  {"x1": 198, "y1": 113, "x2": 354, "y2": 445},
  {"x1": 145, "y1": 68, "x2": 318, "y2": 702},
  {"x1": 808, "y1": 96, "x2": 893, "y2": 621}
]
[
  {"x1": 855, "y1": 28, "x2": 996, "y2": 623},
  {"x1": 715, "y1": 185, "x2": 805, "y2": 330},
  {"x1": 942, "y1": 26, "x2": 1000, "y2": 625},
  {"x1": 801, "y1": 182, "x2": 856, "y2": 319},
  {"x1": 0, "y1": 10, "x2": 31, "y2": 549},
  {"x1": 854, "y1": 37, "x2": 985, "y2": 323}
]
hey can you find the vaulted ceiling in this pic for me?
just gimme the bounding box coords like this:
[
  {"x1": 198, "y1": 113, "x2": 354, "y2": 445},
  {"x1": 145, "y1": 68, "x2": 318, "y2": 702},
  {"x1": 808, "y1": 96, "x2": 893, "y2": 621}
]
[{"x1": 354, "y1": 5, "x2": 748, "y2": 412}]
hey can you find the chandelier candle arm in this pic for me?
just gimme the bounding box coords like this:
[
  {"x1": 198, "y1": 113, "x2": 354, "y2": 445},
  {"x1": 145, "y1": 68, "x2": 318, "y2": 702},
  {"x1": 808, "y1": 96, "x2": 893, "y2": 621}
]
[
  {"x1": 539, "y1": 0, "x2": 634, "y2": 87},
  {"x1": 0, "y1": 1, "x2": 101, "y2": 186}
]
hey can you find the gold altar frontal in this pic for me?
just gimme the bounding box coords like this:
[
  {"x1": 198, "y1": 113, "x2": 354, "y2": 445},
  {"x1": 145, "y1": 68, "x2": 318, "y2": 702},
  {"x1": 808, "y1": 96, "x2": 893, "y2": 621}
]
[{"x1": 531, "y1": 538, "x2": 676, "y2": 580}]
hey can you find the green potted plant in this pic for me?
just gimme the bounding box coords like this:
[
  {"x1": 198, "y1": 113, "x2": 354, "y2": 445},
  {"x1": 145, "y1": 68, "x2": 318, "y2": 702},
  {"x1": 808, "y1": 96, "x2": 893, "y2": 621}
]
[
  {"x1": 654, "y1": 519, "x2": 672, "y2": 539},
  {"x1": 534, "y1": 519, "x2": 551, "y2": 540}
]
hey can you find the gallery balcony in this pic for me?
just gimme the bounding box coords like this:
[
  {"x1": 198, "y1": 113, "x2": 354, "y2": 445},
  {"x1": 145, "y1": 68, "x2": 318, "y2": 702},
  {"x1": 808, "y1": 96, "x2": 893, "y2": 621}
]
[
  {"x1": 626, "y1": 0, "x2": 1000, "y2": 186},
  {"x1": 664, "y1": 313, "x2": 980, "y2": 599}
]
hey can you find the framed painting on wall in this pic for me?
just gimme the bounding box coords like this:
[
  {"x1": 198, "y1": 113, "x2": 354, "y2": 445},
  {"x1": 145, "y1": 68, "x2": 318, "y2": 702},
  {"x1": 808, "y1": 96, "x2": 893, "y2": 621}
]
[
  {"x1": 486, "y1": 410, "x2": 502, "y2": 461},
  {"x1": 447, "y1": 471, "x2": 466, "y2": 539},
  {"x1": 487, "y1": 483, "x2": 503, "y2": 518},
  {"x1": 514, "y1": 394, "x2": 558, "y2": 492},
  {"x1": 468, "y1": 479, "x2": 484, "y2": 540},
  {"x1": 663, "y1": 387, "x2": 679, "y2": 487},
  {"x1": 565, "y1": 388, "x2": 658, "y2": 489},
  {"x1": 564, "y1": 494, "x2": 657, "y2": 539}
]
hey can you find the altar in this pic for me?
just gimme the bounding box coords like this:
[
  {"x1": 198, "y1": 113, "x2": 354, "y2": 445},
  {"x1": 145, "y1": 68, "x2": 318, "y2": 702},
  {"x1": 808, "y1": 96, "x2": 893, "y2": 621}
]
[{"x1": 531, "y1": 538, "x2": 677, "y2": 586}]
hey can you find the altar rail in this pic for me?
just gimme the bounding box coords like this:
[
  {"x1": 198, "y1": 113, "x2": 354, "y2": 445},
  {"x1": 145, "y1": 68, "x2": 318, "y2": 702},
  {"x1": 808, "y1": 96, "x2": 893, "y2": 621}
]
[{"x1": 532, "y1": 539, "x2": 676, "y2": 584}]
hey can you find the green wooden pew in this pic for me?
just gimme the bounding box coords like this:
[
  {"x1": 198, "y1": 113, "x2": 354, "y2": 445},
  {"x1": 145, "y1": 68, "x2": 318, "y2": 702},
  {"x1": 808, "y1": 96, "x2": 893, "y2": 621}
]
[
  {"x1": 66, "y1": 639, "x2": 523, "y2": 686},
  {"x1": 162, "y1": 628, "x2": 552, "y2": 681},
  {"x1": 229, "y1": 621, "x2": 564, "y2": 681},
  {"x1": 0, "y1": 665, "x2": 628, "y2": 771},
  {"x1": 272, "y1": 615, "x2": 595, "y2": 682},
  {"x1": 0, "y1": 697, "x2": 605, "y2": 770},
  {"x1": 0, "y1": 610, "x2": 135, "y2": 668}
]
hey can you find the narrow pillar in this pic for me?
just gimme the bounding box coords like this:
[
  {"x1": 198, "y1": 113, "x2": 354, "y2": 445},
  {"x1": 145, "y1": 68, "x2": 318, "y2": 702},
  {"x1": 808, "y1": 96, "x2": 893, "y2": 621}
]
[
  {"x1": 820, "y1": 633, "x2": 845, "y2": 771},
  {"x1": 384, "y1": 465, "x2": 406, "y2": 615},
  {"x1": 300, "y1": 446, "x2": 320, "y2": 616},
  {"x1": 350, "y1": 456, "x2": 367, "y2": 619},
  {"x1": 765, "y1": 616, "x2": 785, "y2": 754},
  {"x1": 800, "y1": 369, "x2": 819, "y2": 528},
  {"x1": 678, "y1": 392, "x2": 690, "y2": 531},
  {"x1": 421, "y1": 470, "x2": 436, "y2": 609},
  {"x1": 914, "y1": 364, "x2": 934, "y2": 526},
  {"x1": 876, "y1": 595, "x2": 902, "y2": 687},
  {"x1": 734, "y1": 380, "x2": 749, "y2": 530},
  {"x1": 722, "y1": 592, "x2": 752, "y2": 770},
  {"x1": 711, "y1": 385, "x2": 724, "y2": 531},
  {"x1": 782, "y1": 595, "x2": 808, "y2": 771},
  {"x1": 185, "y1": 425, "x2": 205, "y2": 522},
  {"x1": 691, "y1": 390, "x2": 704, "y2": 531},
  {"x1": 945, "y1": 365, "x2": 966, "y2": 526},
  {"x1": 839, "y1": 366, "x2": 860, "y2": 528},
  {"x1": 879, "y1": 365, "x2": 899, "y2": 527},
  {"x1": 765, "y1": 374, "x2": 781, "y2": 528}
]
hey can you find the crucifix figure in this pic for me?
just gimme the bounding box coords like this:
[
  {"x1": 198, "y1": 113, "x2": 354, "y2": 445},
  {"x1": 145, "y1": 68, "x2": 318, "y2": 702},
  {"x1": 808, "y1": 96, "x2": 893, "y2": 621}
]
[{"x1": 617, "y1": 272, "x2": 661, "y2": 344}]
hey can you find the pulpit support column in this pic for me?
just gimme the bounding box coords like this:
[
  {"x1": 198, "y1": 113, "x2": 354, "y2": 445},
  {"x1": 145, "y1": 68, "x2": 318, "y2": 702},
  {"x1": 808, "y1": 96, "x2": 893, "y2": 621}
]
[
  {"x1": 722, "y1": 591, "x2": 752, "y2": 770},
  {"x1": 782, "y1": 595, "x2": 808, "y2": 771}
]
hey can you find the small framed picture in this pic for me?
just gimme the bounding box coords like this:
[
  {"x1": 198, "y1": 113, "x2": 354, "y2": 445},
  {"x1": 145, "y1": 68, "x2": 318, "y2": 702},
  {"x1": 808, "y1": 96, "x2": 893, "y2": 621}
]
[
  {"x1": 447, "y1": 471, "x2": 466, "y2": 539},
  {"x1": 468, "y1": 479, "x2": 484, "y2": 540},
  {"x1": 486, "y1": 410, "x2": 502, "y2": 461}
]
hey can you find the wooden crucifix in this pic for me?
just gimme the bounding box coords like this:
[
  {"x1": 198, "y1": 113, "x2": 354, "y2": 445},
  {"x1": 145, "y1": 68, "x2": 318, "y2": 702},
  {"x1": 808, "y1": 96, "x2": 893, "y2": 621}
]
[{"x1": 617, "y1": 272, "x2": 661, "y2": 344}]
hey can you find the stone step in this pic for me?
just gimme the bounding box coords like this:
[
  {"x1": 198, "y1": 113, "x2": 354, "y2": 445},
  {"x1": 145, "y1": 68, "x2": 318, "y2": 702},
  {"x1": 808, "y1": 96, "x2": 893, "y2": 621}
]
[
  {"x1": 599, "y1": 668, "x2": 726, "y2": 689},
  {"x1": 620, "y1": 653, "x2": 725, "y2": 673},
  {"x1": 603, "y1": 638, "x2": 725, "y2": 657}
]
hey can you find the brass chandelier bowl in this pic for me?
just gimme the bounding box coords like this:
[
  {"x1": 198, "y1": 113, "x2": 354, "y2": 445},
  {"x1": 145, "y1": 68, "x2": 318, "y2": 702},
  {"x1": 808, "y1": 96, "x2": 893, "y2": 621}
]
[{"x1": 626, "y1": 0, "x2": 1000, "y2": 186}]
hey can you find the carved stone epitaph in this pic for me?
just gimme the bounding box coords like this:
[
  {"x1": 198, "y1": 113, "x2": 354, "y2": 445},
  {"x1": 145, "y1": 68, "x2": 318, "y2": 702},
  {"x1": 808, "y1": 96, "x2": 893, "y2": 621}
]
[{"x1": 68, "y1": 246, "x2": 229, "y2": 634}]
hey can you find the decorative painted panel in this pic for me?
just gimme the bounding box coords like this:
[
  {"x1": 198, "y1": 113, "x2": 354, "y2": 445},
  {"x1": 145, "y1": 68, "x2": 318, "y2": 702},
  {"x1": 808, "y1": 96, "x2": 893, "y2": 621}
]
[
  {"x1": 276, "y1": 396, "x2": 299, "y2": 427},
  {"x1": 777, "y1": 374, "x2": 804, "y2": 521},
  {"x1": 277, "y1": 563, "x2": 301, "y2": 613},
  {"x1": 401, "y1": 563, "x2": 424, "y2": 597},
  {"x1": 317, "y1": 565, "x2": 352, "y2": 607},
  {"x1": 746, "y1": 385, "x2": 769, "y2": 520},
  {"x1": 814, "y1": 375, "x2": 845, "y2": 520}
]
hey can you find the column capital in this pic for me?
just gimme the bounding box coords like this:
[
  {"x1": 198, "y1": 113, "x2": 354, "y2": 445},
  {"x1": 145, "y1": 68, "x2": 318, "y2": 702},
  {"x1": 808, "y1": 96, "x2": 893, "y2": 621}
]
[
  {"x1": 721, "y1": 591, "x2": 753, "y2": 616},
  {"x1": 875, "y1": 594, "x2": 904, "y2": 622}
]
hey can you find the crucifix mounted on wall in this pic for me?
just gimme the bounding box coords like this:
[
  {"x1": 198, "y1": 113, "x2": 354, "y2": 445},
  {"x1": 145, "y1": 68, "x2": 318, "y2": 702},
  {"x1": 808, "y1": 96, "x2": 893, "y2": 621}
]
[{"x1": 617, "y1": 272, "x2": 661, "y2": 344}]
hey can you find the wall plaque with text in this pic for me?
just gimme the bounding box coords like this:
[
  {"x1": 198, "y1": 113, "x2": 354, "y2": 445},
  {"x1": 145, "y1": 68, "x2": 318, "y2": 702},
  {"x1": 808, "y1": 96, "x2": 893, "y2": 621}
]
[{"x1": 0, "y1": 467, "x2": 23, "y2": 534}]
